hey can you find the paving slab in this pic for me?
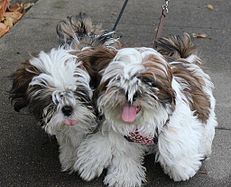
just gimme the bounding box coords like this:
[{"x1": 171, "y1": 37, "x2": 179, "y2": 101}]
[
  {"x1": 24, "y1": 0, "x2": 161, "y2": 24},
  {"x1": 0, "y1": 0, "x2": 231, "y2": 186},
  {"x1": 0, "y1": 18, "x2": 59, "y2": 70}
]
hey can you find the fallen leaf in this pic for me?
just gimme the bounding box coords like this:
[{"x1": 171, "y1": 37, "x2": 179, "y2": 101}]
[
  {"x1": 0, "y1": 14, "x2": 4, "y2": 21},
  {"x1": 199, "y1": 170, "x2": 208, "y2": 175},
  {"x1": 0, "y1": 22, "x2": 9, "y2": 37},
  {"x1": 0, "y1": 0, "x2": 34, "y2": 38},
  {"x1": 4, "y1": 16, "x2": 14, "y2": 27},
  {"x1": 0, "y1": 0, "x2": 9, "y2": 19},
  {"x1": 0, "y1": 21, "x2": 6, "y2": 28},
  {"x1": 111, "y1": 11, "x2": 117, "y2": 16},
  {"x1": 192, "y1": 33, "x2": 211, "y2": 39},
  {"x1": 4, "y1": 11, "x2": 23, "y2": 23},
  {"x1": 23, "y1": 2, "x2": 34, "y2": 10},
  {"x1": 207, "y1": 4, "x2": 214, "y2": 10},
  {"x1": 8, "y1": 3, "x2": 24, "y2": 13}
]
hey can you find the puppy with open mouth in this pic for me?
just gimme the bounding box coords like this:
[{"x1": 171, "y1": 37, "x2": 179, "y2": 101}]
[
  {"x1": 75, "y1": 33, "x2": 217, "y2": 186},
  {"x1": 9, "y1": 13, "x2": 120, "y2": 172}
]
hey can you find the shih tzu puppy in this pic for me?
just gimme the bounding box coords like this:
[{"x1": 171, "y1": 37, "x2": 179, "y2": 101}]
[
  {"x1": 74, "y1": 33, "x2": 217, "y2": 186},
  {"x1": 9, "y1": 13, "x2": 120, "y2": 172}
]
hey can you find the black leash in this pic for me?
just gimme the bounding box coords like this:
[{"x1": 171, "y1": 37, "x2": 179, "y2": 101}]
[
  {"x1": 112, "y1": 0, "x2": 129, "y2": 31},
  {"x1": 102, "y1": 0, "x2": 170, "y2": 47},
  {"x1": 96, "y1": 0, "x2": 129, "y2": 43}
]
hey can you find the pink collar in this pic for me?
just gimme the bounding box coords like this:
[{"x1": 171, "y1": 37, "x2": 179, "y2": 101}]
[
  {"x1": 124, "y1": 118, "x2": 170, "y2": 145},
  {"x1": 124, "y1": 130, "x2": 157, "y2": 145}
]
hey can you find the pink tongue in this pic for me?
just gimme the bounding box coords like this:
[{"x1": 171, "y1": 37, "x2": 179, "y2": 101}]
[
  {"x1": 64, "y1": 119, "x2": 78, "y2": 126},
  {"x1": 121, "y1": 104, "x2": 137, "y2": 123}
]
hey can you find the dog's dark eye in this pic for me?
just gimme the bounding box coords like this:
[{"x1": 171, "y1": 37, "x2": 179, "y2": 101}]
[
  {"x1": 133, "y1": 92, "x2": 139, "y2": 101},
  {"x1": 115, "y1": 76, "x2": 121, "y2": 81},
  {"x1": 140, "y1": 77, "x2": 156, "y2": 87},
  {"x1": 74, "y1": 88, "x2": 91, "y2": 104},
  {"x1": 52, "y1": 93, "x2": 60, "y2": 105}
]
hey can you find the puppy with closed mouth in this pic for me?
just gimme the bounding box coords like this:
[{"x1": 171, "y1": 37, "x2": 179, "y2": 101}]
[
  {"x1": 9, "y1": 13, "x2": 120, "y2": 172},
  {"x1": 75, "y1": 33, "x2": 217, "y2": 186}
]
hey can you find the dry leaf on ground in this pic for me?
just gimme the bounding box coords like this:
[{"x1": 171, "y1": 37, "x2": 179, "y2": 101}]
[
  {"x1": 0, "y1": 0, "x2": 9, "y2": 19},
  {"x1": 0, "y1": 0, "x2": 33, "y2": 37},
  {"x1": 8, "y1": 3, "x2": 25, "y2": 13},
  {"x1": 4, "y1": 16, "x2": 14, "y2": 27},
  {"x1": 192, "y1": 33, "x2": 211, "y2": 39},
  {"x1": 4, "y1": 11, "x2": 23, "y2": 28},
  {"x1": 4, "y1": 11, "x2": 23, "y2": 22},
  {"x1": 207, "y1": 4, "x2": 214, "y2": 11},
  {"x1": 0, "y1": 22, "x2": 9, "y2": 37},
  {"x1": 23, "y1": 3, "x2": 34, "y2": 10}
]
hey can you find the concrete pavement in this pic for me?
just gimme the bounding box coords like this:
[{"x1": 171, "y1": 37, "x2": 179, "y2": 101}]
[{"x1": 0, "y1": 0, "x2": 231, "y2": 186}]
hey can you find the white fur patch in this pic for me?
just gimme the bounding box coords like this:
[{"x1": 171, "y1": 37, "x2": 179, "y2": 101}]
[{"x1": 30, "y1": 48, "x2": 91, "y2": 95}]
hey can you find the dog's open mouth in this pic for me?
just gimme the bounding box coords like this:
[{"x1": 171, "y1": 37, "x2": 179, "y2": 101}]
[
  {"x1": 121, "y1": 104, "x2": 141, "y2": 123},
  {"x1": 63, "y1": 119, "x2": 78, "y2": 126}
]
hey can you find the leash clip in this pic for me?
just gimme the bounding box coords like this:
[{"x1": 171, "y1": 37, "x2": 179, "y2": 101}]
[{"x1": 161, "y1": 0, "x2": 170, "y2": 14}]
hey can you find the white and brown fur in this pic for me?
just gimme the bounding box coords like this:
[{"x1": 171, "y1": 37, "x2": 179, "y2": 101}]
[
  {"x1": 74, "y1": 33, "x2": 217, "y2": 186},
  {"x1": 9, "y1": 13, "x2": 120, "y2": 172}
]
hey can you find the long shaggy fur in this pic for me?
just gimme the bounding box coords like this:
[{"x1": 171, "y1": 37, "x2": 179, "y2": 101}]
[
  {"x1": 56, "y1": 12, "x2": 121, "y2": 50},
  {"x1": 155, "y1": 33, "x2": 197, "y2": 60},
  {"x1": 74, "y1": 34, "x2": 217, "y2": 186},
  {"x1": 10, "y1": 61, "x2": 40, "y2": 112},
  {"x1": 9, "y1": 13, "x2": 121, "y2": 173},
  {"x1": 56, "y1": 13, "x2": 121, "y2": 90}
]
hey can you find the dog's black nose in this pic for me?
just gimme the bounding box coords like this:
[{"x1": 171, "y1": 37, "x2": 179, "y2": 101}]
[
  {"x1": 126, "y1": 91, "x2": 139, "y2": 104},
  {"x1": 62, "y1": 105, "x2": 73, "y2": 116}
]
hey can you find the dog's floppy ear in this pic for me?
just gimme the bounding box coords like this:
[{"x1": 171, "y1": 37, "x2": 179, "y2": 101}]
[
  {"x1": 9, "y1": 60, "x2": 39, "y2": 112},
  {"x1": 77, "y1": 47, "x2": 117, "y2": 110},
  {"x1": 78, "y1": 47, "x2": 117, "y2": 88}
]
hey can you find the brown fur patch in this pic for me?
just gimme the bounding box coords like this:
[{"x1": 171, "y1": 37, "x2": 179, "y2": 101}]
[
  {"x1": 57, "y1": 13, "x2": 122, "y2": 51},
  {"x1": 141, "y1": 55, "x2": 176, "y2": 108},
  {"x1": 9, "y1": 60, "x2": 40, "y2": 111},
  {"x1": 155, "y1": 33, "x2": 210, "y2": 123},
  {"x1": 171, "y1": 62, "x2": 210, "y2": 123},
  {"x1": 78, "y1": 47, "x2": 117, "y2": 88},
  {"x1": 76, "y1": 47, "x2": 117, "y2": 107},
  {"x1": 155, "y1": 33, "x2": 196, "y2": 61},
  {"x1": 56, "y1": 13, "x2": 104, "y2": 48}
]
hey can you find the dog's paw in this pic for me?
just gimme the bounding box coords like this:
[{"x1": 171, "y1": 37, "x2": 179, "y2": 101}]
[
  {"x1": 74, "y1": 161, "x2": 103, "y2": 181},
  {"x1": 164, "y1": 156, "x2": 202, "y2": 181},
  {"x1": 73, "y1": 152, "x2": 107, "y2": 181},
  {"x1": 104, "y1": 164, "x2": 146, "y2": 187},
  {"x1": 104, "y1": 173, "x2": 144, "y2": 187},
  {"x1": 60, "y1": 158, "x2": 75, "y2": 172},
  {"x1": 58, "y1": 145, "x2": 75, "y2": 172},
  {"x1": 73, "y1": 135, "x2": 112, "y2": 181}
]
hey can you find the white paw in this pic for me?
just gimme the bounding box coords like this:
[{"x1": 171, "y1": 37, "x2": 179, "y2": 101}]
[
  {"x1": 73, "y1": 138, "x2": 112, "y2": 181},
  {"x1": 59, "y1": 149, "x2": 75, "y2": 172},
  {"x1": 104, "y1": 173, "x2": 144, "y2": 187},
  {"x1": 104, "y1": 164, "x2": 146, "y2": 187},
  {"x1": 74, "y1": 160, "x2": 104, "y2": 181},
  {"x1": 164, "y1": 156, "x2": 202, "y2": 181},
  {"x1": 60, "y1": 158, "x2": 75, "y2": 172}
]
